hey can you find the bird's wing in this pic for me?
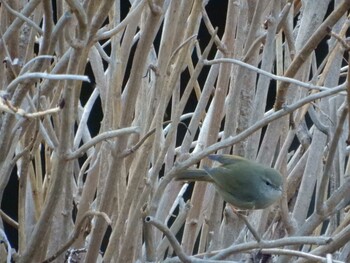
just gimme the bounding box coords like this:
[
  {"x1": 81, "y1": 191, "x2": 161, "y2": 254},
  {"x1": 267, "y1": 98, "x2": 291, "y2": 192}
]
[{"x1": 204, "y1": 164, "x2": 259, "y2": 202}]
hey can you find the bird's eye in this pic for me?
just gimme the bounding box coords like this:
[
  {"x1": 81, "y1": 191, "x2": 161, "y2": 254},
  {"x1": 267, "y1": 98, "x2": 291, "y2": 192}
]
[{"x1": 265, "y1": 180, "x2": 271, "y2": 186}]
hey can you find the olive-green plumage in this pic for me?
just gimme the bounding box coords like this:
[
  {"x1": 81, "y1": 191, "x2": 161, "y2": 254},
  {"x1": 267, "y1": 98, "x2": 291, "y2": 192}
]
[{"x1": 176, "y1": 154, "x2": 283, "y2": 210}]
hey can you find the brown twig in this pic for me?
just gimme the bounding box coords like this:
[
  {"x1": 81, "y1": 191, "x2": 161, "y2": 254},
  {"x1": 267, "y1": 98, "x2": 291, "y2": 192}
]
[
  {"x1": 0, "y1": 209, "x2": 19, "y2": 229},
  {"x1": 42, "y1": 211, "x2": 111, "y2": 263},
  {"x1": 145, "y1": 216, "x2": 192, "y2": 263}
]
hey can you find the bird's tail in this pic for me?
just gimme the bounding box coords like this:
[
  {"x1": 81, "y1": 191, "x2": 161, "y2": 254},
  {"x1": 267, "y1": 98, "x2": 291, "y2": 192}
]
[{"x1": 175, "y1": 169, "x2": 213, "y2": 182}]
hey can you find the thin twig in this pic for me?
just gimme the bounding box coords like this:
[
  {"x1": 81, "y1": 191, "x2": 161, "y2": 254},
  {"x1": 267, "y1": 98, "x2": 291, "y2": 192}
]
[
  {"x1": 0, "y1": 96, "x2": 62, "y2": 118},
  {"x1": 233, "y1": 209, "x2": 261, "y2": 242},
  {"x1": 67, "y1": 126, "x2": 141, "y2": 159},
  {"x1": 204, "y1": 58, "x2": 334, "y2": 91},
  {"x1": 6, "y1": 72, "x2": 90, "y2": 93},
  {"x1": 121, "y1": 128, "x2": 156, "y2": 157},
  {"x1": 0, "y1": 209, "x2": 19, "y2": 229},
  {"x1": 42, "y1": 211, "x2": 111, "y2": 263},
  {"x1": 316, "y1": 106, "x2": 347, "y2": 213},
  {"x1": 1, "y1": 0, "x2": 43, "y2": 35},
  {"x1": 174, "y1": 84, "x2": 346, "y2": 175},
  {"x1": 145, "y1": 216, "x2": 192, "y2": 263},
  {"x1": 96, "y1": 0, "x2": 147, "y2": 41},
  {"x1": 261, "y1": 248, "x2": 345, "y2": 263},
  {"x1": 210, "y1": 236, "x2": 332, "y2": 260}
]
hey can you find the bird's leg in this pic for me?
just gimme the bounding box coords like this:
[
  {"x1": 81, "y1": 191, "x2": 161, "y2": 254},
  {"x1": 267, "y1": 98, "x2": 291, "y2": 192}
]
[{"x1": 229, "y1": 205, "x2": 261, "y2": 242}]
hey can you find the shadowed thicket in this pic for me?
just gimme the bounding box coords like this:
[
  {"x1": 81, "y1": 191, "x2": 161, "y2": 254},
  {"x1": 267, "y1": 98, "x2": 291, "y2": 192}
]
[{"x1": 0, "y1": 0, "x2": 350, "y2": 262}]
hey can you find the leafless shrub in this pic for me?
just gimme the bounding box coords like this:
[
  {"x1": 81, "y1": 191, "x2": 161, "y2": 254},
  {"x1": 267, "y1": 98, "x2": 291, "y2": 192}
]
[{"x1": 0, "y1": 1, "x2": 350, "y2": 262}]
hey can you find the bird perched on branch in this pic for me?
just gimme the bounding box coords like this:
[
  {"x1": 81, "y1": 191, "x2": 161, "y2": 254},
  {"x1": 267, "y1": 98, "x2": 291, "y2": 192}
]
[{"x1": 175, "y1": 154, "x2": 283, "y2": 210}]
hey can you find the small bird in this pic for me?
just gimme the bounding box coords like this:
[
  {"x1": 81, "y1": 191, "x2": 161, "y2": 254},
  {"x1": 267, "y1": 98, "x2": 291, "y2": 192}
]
[{"x1": 175, "y1": 154, "x2": 283, "y2": 210}]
